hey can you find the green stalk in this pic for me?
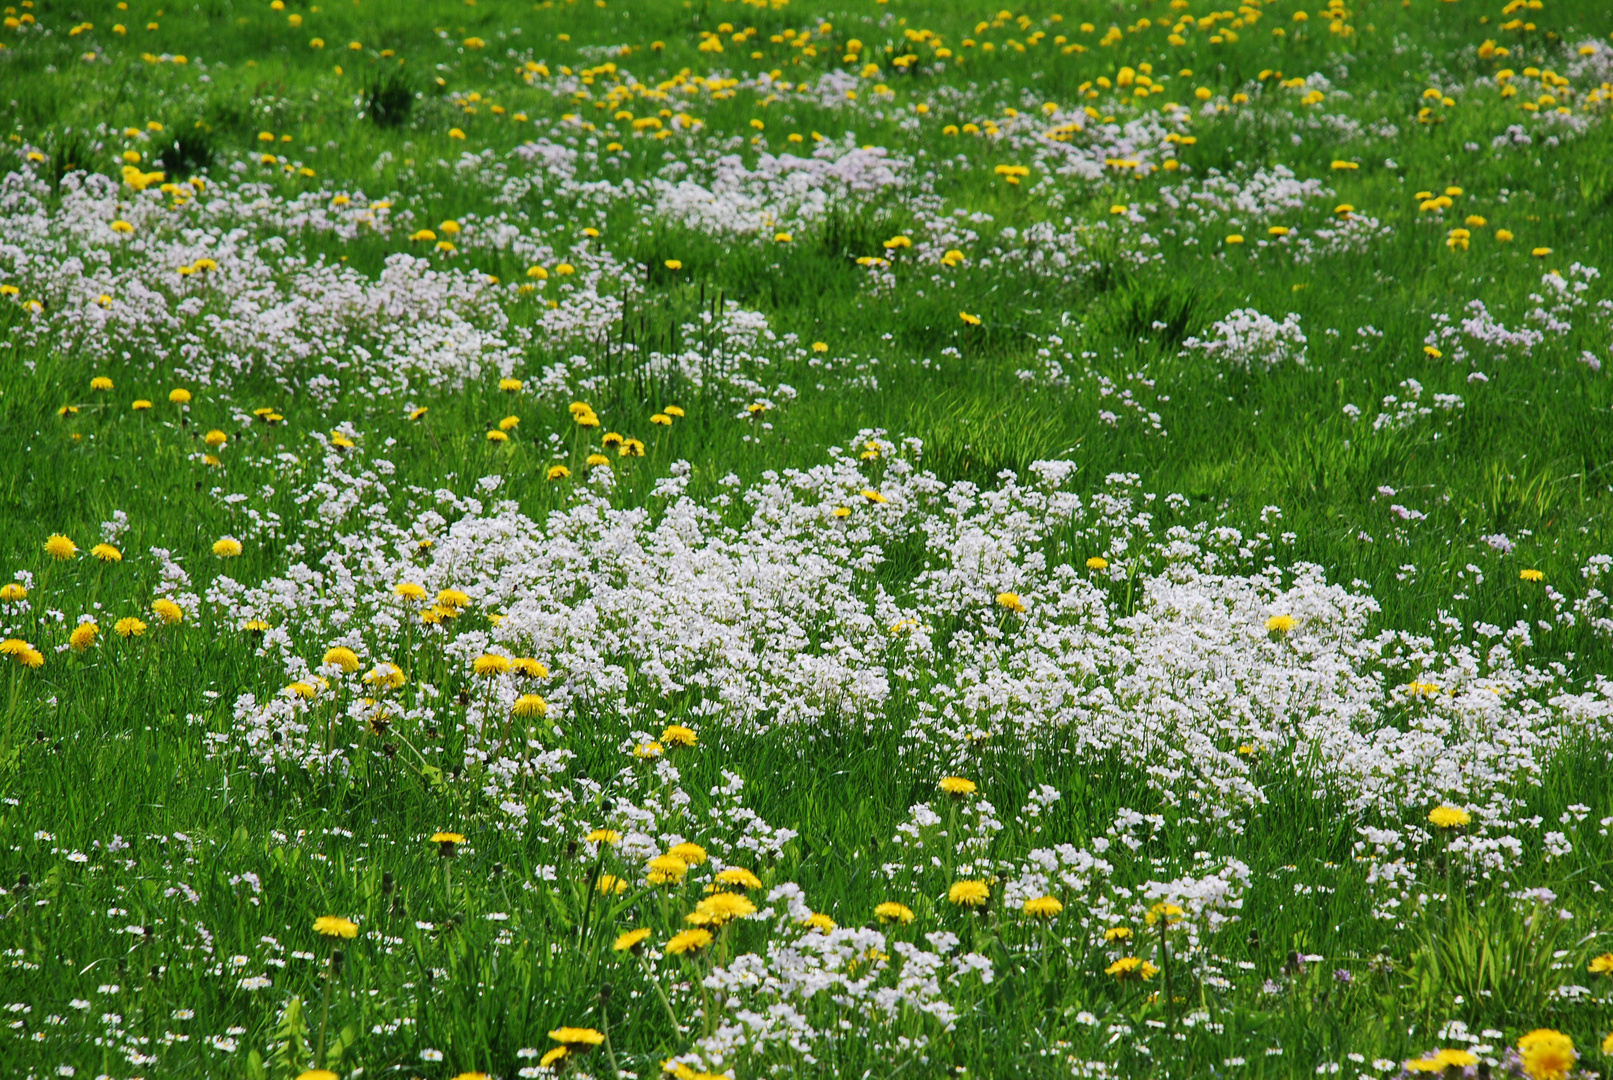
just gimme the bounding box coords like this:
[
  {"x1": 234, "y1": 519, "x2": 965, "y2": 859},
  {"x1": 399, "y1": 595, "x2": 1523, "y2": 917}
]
[
  {"x1": 1160, "y1": 918, "x2": 1173, "y2": 1032},
  {"x1": 636, "y1": 953, "x2": 682, "y2": 1035},
  {"x1": 600, "y1": 994, "x2": 622, "y2": 1080},
  {"x1": 315, "y1": 949, "x2": 335, "y2": 1070}
]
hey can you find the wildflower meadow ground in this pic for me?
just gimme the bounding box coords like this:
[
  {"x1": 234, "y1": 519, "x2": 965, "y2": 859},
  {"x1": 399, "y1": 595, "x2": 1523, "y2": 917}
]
[{"x1": 3, "y1": 0, "x2": 1613, "y2": 1077}]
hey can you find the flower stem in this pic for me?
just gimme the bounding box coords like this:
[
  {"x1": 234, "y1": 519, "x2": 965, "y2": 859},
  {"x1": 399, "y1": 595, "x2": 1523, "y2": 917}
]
[
  {"x1": 315, "y1": 950, "x2": 335, "y2": 1069},
  {"x1": 1160, "y1": 920, "x2": 1174, "y2": 1031},
  {"x1": 637, "y1": 953, "x2": 682, "y2": 1035},
  {"x1": 601, "y1": 997, "x2": 622, "y2": 1080}
]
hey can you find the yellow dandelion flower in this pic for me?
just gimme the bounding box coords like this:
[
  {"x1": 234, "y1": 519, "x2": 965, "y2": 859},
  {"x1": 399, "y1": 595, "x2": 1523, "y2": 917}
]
[
  {"x1": 1428, "y1": 805, "x2": 1471, "y2": 829},
  {"x1": 363, "y1": 663, "x2": 405, "y2": 689},
  {"x1": 1517, "y1": 1029, "x2": 1575, "y2": 1080},
  {"x1": 874, "y1": 901, "x2": 915, "y2": 924},
  {"x1": 668, "y1": 842, "x2": 707, "y2": 866},
  {"x1": 1146, "y1": 901, "x2": 1185, "y2": 926},
  {"x1": 686, "y1": 891, "x2": 758, "y2": 926},
  {"x1": 322, "y1": 646, "x2": 361, "y2": 672},
  {"x1": 947, "y1": 880, "x2": 990, "y2": 907},
  {"x1": 1023, "y1": 896, "x2": 1064, "y2": 919},
  {"x1": 44, "y1": 534, "x2": 79, "y2": 560},
  {"x1": 647, "y1": 854, "x2": 689, "y2": 883},
  {"x1": 312, "y1": 915, "x2": 358, "y2": 939},
  {"x1": 1106, "y1": 955, "x2": 1158, "y2": 980},
  {"x1": 549, "y1": 1027, "x2": 605, "y2": 1048},
  {"x1": 472, "y1": 653, "x2": 512, "y2": 676},
  {"x1": 613, "y1": 927, "x2": 652, "y2": 953},
  {"x1": 665, "y1": 928, "x2": 713, "y2": 955},
  {"x1": 715, "y1": 867, "x2": 763, "y2": 890}
]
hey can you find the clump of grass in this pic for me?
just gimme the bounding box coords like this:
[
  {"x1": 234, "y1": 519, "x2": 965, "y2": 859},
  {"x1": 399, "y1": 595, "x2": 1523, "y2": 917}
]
[
  {"x1": 362, "y1": 70, "x2": 415, "y2": 129},
  {"x1": 151, "y1": 128, "x2": 215, "y2": 176}
]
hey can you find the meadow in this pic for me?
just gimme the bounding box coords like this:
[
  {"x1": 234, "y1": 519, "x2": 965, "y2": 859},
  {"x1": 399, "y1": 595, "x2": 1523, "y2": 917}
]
[{"x1": 2, "y1": 0, "x2": 1613, "y2": 1076}]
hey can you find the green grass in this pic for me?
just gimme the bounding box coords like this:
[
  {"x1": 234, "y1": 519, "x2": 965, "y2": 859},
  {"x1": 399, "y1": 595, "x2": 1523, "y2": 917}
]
[{"x1": 2, "y1": 0, "x2": 1613, "y2": 1077}]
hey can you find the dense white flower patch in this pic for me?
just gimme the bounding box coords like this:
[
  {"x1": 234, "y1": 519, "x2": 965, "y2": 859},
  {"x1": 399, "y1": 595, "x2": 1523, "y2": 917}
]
[{"x1": 197, "y1": 443, "x2": 1612, "y2": 833}]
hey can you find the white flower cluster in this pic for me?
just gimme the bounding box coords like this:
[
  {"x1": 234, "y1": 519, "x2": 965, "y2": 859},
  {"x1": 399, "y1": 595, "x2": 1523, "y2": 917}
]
[
  {"x1": 196, "y1": 441, "x2": 1612, "y2": 837},
  {"x1": 1182, "y1": 307, "x2": 1307, "y2": 370}
]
